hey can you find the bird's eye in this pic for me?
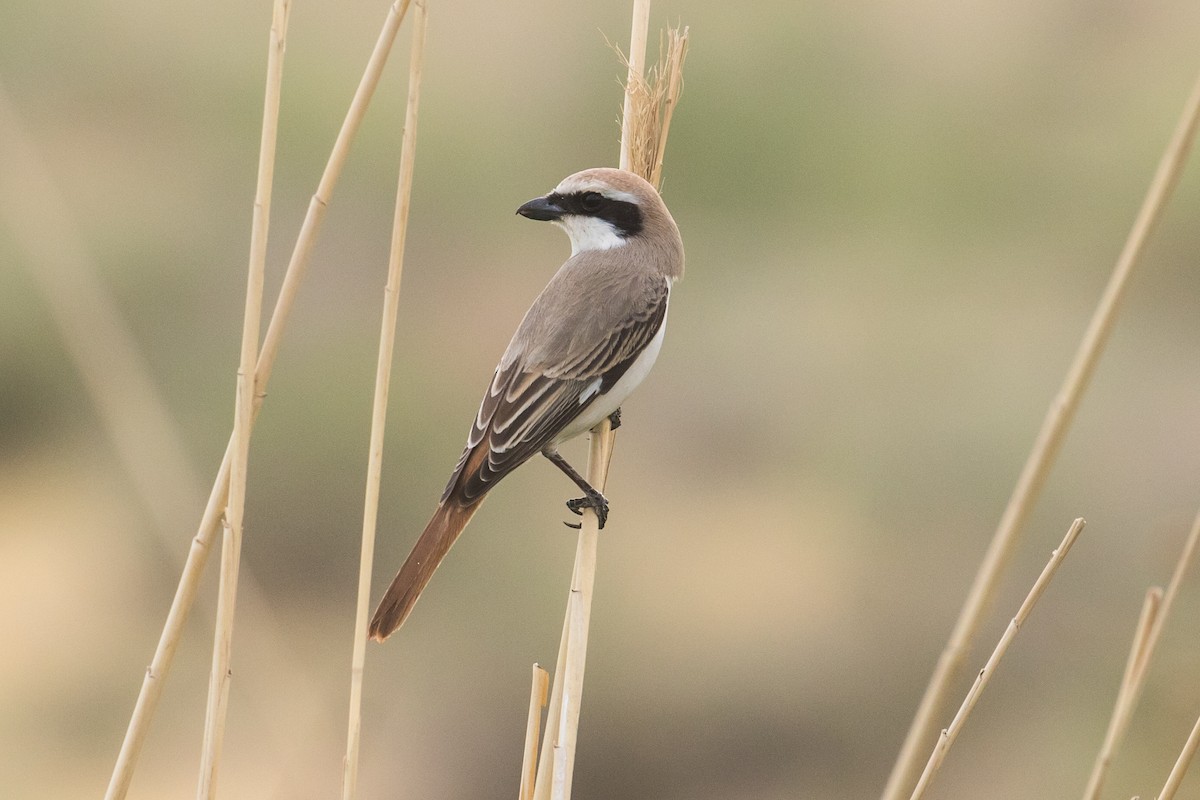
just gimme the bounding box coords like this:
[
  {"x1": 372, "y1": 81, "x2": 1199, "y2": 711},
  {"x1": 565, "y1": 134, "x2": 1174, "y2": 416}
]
[{"x1": 579, "y1": 192, "x2": 604, "y2": 212}]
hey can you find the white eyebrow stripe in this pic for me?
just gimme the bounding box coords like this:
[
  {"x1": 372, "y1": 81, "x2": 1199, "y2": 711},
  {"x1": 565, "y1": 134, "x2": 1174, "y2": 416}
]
[{"x1": 553, "y1": 177, "x2": 639, "y2": 205}]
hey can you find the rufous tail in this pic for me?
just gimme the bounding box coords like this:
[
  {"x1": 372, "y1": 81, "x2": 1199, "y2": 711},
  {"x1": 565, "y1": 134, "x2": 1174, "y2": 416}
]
[{"x1": 369, "y1": 499, "x2": 483, "y2": 641}]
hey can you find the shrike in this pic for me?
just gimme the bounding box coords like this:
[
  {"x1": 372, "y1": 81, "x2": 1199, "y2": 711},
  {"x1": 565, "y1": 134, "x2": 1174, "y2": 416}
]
[{"x1": 369, "y1": 167, "x2": 685, "y2": 641}]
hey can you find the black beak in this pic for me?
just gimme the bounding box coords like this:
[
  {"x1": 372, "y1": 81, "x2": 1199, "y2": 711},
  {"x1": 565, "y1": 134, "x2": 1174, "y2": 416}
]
[{"x1": 516, "y1": 195, "x2": 566, "y2": 221}]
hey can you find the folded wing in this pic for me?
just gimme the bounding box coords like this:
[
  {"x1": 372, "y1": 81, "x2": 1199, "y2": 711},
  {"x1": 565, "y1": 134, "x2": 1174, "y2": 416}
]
[{"x1": 442, "y1": 277, "x2": 669, "y2": 505}]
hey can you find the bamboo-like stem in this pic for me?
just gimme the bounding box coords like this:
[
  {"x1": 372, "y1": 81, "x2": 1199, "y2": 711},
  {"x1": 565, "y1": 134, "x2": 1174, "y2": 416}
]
[
  {"x1": 195, "y1": 2, "x2": 290, "y2": 797},
  {"x1": 618, "y1": 0, "x2": 651, "y2": 172},
  {"x1": 550, "y1": 428, "x2": 611, "y2": 800},
  {"x1": 0, "y1": 75, "x2": 317, "y2": 773},
  {"x1": 908, "y1": 518, "x2": 1086, "y2": 800},
  {"x1": 106, "y1": 441, "x2": 228, "y2": 800},
  {"x1": 1081, "y1": 587, "x2": 1162, "y2": 800},
  {"x1": 520, "y1": 665, "x2": 550, "y2": 800},
  {"x1": 341, "y1": 4, "x2": 426, "y2": 798},
  {"x1": 104, "y1": 3, "x2": 413, "y2": 797},
  {"x1": 881, "y1": 67, "x2": 1200, "y2": 800},
  {"x1": 531, "y1": 8, "x2": 691, "y2": 800},
  {"x1": 1080, "y1": 508, "x2": 1200, "y2": 800},
  {"x1": 532, "y1": 428, "x2": 614, "y2": 800},
  {"x1": 1134, "y1": 508, "x2": 1200, "y2": 695},
  {"x1": 1158, "y1": 710, "x2": 1200, "y2": 800},
  {"x1": 649, "y1": 29, "x2": 688, "y2": 189},
  {"x1": 532, "y1": 584, "x2": 572, "y2": 800},
  {"x1": 611, "y1": 26, "x2": 688, "y2": 186},
  {"x1": 258, "y1": 0, "x2": 413, "y2": 391},
  {"x1": 194, "y1": 518, "x2": 242, "y2": 800}
]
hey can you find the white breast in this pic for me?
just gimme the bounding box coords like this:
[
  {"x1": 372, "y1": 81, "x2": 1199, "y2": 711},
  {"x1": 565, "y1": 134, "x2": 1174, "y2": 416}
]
[{"x1": 554, "y1": 305, "x2": 668, "y2": 444}]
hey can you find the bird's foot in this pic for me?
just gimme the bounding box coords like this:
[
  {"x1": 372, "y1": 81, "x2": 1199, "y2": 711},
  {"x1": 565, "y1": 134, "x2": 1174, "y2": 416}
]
[
  {"x1": 607, "y1": 407, "x2": 622, "y2": 430},
  {"x1": 563, "y1": 489, "x2": 609, "y2": 530}
]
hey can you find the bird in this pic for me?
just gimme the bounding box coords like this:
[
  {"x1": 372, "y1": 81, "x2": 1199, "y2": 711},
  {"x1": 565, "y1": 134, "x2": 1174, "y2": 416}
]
[{"x1": 368, "y1": 167, "x2": 685, "y2": 641}]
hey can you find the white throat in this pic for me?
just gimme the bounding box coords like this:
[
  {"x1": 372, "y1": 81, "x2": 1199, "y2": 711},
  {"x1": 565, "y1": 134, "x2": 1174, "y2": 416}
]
[{"x1": 554, "y1": 215, "x2": 628, "y2": 256}]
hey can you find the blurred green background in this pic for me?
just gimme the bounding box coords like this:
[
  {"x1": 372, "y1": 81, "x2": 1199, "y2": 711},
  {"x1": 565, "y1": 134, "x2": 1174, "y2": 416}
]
[{"x1": 4, "y1": 1, "x2": 1200, "y2": 798}]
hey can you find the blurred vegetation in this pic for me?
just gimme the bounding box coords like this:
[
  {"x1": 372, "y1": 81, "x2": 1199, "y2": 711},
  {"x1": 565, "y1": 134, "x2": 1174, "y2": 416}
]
[{"x1": 4, "y1": 1, "x2": 1200, "y2": 798}]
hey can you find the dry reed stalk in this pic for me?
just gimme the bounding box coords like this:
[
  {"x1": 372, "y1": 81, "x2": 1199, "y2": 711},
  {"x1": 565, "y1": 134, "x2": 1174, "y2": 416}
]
[
  {"x1": 341, "y1": 3, "x2": 426, "y2": 798},
  {"x1": 907, "y1": 518, "x2": 1086, "y2": 800},
  {"x1": 1158, "y1": 710, "x2": 1200, "y2": 800},
  {"x1": 1133, "y1": 509, "x2": 1200, "y2": 695},
  {"x1": 532, "y1": 426, "x2": 614, "y2": 800},
  {"x1": 615, "y1": 27, "x2": 689, "y2": 187},
  {"x1": 882, "y1": 67, "x2": 1200, "y2": 800},
  {"x1": 1082, "y1": 508, "x2": 1200, "y2": 799},
  {"x1": 531, "y1": 8, "x2": 689, "y2": 800},
  {"x1": 649, "y1": 30, "x2": 688, "y2": 188},
  {"x1": 530, "y1": 0, "x2": 652, "y2": 787},
  {"x1": 105, "y1": 2, "x2": 414, "y2": 797},
  {"x1": 194, "y1": 2, "x2": 291, "y2": 797},
  {"x1": 1081, "y1": 587, "x2": 1162, "y2": 800},
  {"x1": 552, "y1": 429, "x2": 611, "y2": 800},
  {"x1": 194, "y1": 518, "x2": 243, "y2": 800},
  {"x1": 618, "y1": 0, "x2": 651, "y2": 173},
  {"x1": 530, "y1": 572, "x2": 572, "y2": 800},
  {"x1": 520, "y1": 665, "x2": 550, "y2": 800},
  {"x1": 0, "y1": 74, "x2": 322, "y2": 776}
]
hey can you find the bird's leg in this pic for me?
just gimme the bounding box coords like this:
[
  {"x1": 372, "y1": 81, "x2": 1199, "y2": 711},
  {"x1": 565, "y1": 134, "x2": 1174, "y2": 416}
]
[
  {"x1": 607, "y1": 407, "x2": 622, "y2": 430},
  {"x1": 541, "y1": 446, "x2": 609, "y2": 529}
]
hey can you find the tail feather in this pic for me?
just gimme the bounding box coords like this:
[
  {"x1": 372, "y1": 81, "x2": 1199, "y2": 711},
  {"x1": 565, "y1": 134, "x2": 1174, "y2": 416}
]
[{"x1": 369, "y1": 499, "x2": 483, "y2": 641}]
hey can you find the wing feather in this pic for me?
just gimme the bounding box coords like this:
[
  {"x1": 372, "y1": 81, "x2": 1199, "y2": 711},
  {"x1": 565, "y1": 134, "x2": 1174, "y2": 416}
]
[{"x1": 441, "y1": 278, "x2": 669, "y2": 504}]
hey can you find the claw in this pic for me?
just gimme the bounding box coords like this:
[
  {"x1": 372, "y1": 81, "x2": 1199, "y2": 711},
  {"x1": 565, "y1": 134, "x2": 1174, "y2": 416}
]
[
  {"x1": 563, "y1": 520, "x2": 582, "y2": 529},
  {"x1": 608, "y1": 407, "x2": 622, "y2": 430},
  {"x1": 564, "y1": 491, "x2": 609, "y2": 529}
]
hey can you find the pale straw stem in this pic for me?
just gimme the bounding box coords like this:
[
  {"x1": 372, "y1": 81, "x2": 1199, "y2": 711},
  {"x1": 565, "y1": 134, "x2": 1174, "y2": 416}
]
[
  {"x1": 1081, "y1": 587, "x2": 1161, "y2": 800},
  {"x1": 104, "y1": 2, "x2": 413, "y2": 796},
  {"x1": 532, "y1": 427, "x2": 615, "y2": 800},
  {"x1": 618, "y1": 0, "x2": 651, "y2": 172},
  {"x1": 882, "y1": 67, "x2": 1200, "y2": 800},
  {"x1": 908, "y1": 518, "x2": 1086, "y2": 800},
  {"x1": 533, "y1": 6, "x2": 689, "y2": 799},
  {"x1": 194, "y1": 2, "x2": 290, "y2": 797},
  {"x1": 1082, "y1": 508, "x2": 1200, "y2": 799},
  {"x1": 534, "y1": 5, "x2": 653, "y2": 797},
  {"x1": 341, "y1": 3, "x2": 426, "y2": 799},
  {"x1": 1134, "y1": 508, "x2": 1200, "y2": 694},
  {"x1": 520, "y1": 665, "x2": 550, "y2": 800},
  {"x1": 0, "y1": 76, "x2": 314, "y2": 796},
  {"x1": 1158, "y1": 710, "x2": 1200, "y2": 800},
  {"x1": 649, "y1": 28, "x2": 688, "y2": 189}
]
